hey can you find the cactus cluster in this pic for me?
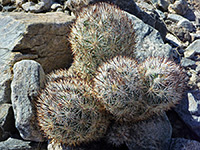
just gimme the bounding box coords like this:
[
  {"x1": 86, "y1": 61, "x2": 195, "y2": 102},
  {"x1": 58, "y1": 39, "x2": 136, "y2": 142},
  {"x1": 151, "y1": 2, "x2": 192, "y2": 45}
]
[
  {"x1": 93, "y1": 56, "x2": 186, "y2": 122},
  {"x1": 69, "y1": 2, "x2": 135, "y2": 81},
  {"x1": 36, "y1": 2, "x2": 186, "y2": 148}
]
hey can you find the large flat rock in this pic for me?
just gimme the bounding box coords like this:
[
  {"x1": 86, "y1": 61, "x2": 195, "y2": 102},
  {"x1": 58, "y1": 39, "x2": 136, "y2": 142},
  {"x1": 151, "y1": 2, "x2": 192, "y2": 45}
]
[{"x1": 0, "y1": 12, "x2": 74, "y2": 73}]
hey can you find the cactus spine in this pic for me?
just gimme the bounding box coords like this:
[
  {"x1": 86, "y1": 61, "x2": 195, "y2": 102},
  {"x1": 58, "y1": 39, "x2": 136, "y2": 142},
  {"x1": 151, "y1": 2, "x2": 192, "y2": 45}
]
[
  {"x1": 69, "y1": 2, "x2": 135, "y2": 81},
  {"x1": 36, "y1": 72, "x2": 109, "y2": 146}
]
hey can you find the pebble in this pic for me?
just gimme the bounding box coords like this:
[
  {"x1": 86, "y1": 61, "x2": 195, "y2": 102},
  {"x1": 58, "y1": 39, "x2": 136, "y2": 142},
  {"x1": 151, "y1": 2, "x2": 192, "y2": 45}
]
[
  {"x1": 166, "y1": 33, "x2": 182, "y2": 47},
  {"x1": 2, "y1": 5, "x2": 16, "y2": 11},
  {"x1": 190, "y1": 33, "x2": 200, "y2": 41},
  {"x1": 196, "y1": 63, "x2": 200, "y2": 73},
  {"x1": 167, "y1": 13, "x2": 186, "y2": 22},
  {"x1": 51, "y1": 3, "x2": 62, "y2": 11},
  {"x1": 186, "y1": 39, "x2": 200, "y2": 54},
  {"x1": 0, "y1": 0, "x2": 11, "y2": 6},
  {"x1": 21, "y1": 2, "x2": 36, "y2": 12},
  {"x1": 177, "y1": 19, "x2": 194, "y2": 32},
  {"x1": 168, "y1": 0, "x2": 189, "y2": 15},
  {"x1": 180, "y1": 57, "x2": 196, "y2": 68}
]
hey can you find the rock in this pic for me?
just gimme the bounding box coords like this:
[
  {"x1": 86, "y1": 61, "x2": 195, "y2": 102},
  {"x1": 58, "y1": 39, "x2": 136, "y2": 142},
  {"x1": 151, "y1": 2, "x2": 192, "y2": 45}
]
[
  {"x1": 168, "y1": 0, "x2": 189, "y2": 16},
  {"x1": 195, "y1": 11, "x2": 200, "y2": 26},
  {"x1": 166, "y1": 33, "x2": 182, "y2": 47},
  {"x1": 21, "y1": 0, "x2": 53, "y2": 12},
  {"x1": 15, "y1": 0, "x2": 26, "y2": 8},
  {"x1": 155, "y1": 9, "x2": 166, "y2": 19},
  {"x1": 0, "y1": 104, "x2": 16, "y2": 141},
  {"x1": 152, "y1": 0, "x2": 170, "y2": 11},
  {"x1": 190, "y1": 33, "x2": 200, "y2": 42},
  {"x1": 0, "y1": 137, "x2": 47, "y2": 150},
  {"x1": 166, "y1": 110, "x2": 198, "y2": 140},
  {"x1": 106, "y1": 113, "x2": 172, "y2": 149},
  {"x1": 51, "y1": 3, "x2": 62, "y2": 11},
  {"x1": 56, "y1": 7, "x2": 63, "y2": 12},
  {"x1": 183, "y1": 9, "x2": 196, "y2": 21},
  {"x1": 175, "y1": 90, "x2": 200, "y2": 138},
  {"x1": 196, "y1": 63, "x2": 200, "y2": 73},
  {"x1": 170, "y1": 138, "x2": 200, "y2": 150},
  {"x1": 167, "y1": 25, "x2": 191, "y2": 43},
  {"x1": 21, "y1": 2, "x2": 36, "y2": 12},
  {"x1": 0, "y1": 12, "x2": 74, "y2": 73},
  {"x1": 0, "y1": 0, "x2": 11, "y2": 6},
  {"x1": 0, "y1": 65, "x2": 11, "y2": 104},
  {"x1": 180, "y1": 57, "x2": 196, "y2": 68},
  {"x1": 126, "y1": 12, "x2": 172, "y2": 62},
  {"x1": 186, "y1": 39, "x2": 200, "y2": 54},
  {"x1": 177, "y1": 19, "x2": 194, "y2": 32},
  {"x1": 2, "y1": 5, "x2": 16, "y2": 11},
  {"x1": 167, "y1": 13, "x2": 186, "y2": 22},
  {"x1": 126, "y1": 114, "x2": 172, "y2": 150},
  {"x1": 11, "y1": 60, "x2": 45, "y2": 142},
  {"x1": 184, "y1": 39, "x2": 200, "y2": 61}
]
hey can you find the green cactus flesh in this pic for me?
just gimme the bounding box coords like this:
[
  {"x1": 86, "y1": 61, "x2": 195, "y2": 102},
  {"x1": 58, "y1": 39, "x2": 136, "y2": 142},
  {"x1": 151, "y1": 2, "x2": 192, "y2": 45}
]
[
  {"x1": 36, "y1": 73, "x2": 109, "y2": 146},
  {"x1": 69, "y1": 2, "x2": 135, "y2": 81}
]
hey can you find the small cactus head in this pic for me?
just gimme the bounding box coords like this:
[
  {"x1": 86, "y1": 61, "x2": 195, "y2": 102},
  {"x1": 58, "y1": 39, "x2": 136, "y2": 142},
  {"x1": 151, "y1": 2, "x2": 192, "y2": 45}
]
[
  {"x1": 93, "y1": 56, "x2": 186, "y2": 122},
  {"x1": 93, "y1": 56, "x2": 143, "y2": 122},
  {"x1": 69, "y1": 2, "x2": 135, "y2": 81},
  {"x1": 137, "y1": 57, "x2": 187, "y2": 114},
  {"x1": 36, "y1": 71, "x2": 110, "y2": 146}
]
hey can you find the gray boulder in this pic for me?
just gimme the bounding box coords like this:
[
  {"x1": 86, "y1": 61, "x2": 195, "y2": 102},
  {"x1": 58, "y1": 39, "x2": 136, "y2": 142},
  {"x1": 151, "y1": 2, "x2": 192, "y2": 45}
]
[
  {"x1": 170, "y1": 138, "x2": 200, "y2": 150},
  {"x1": 0, "y1": 137, "x2": 46, "y2": 150},
  {"x1": 106, "y1": 113, "x2": 172, "y2": 150},
  {"x1": 175, "y1": 90, "x2": 200, "y2": 138},
  {"x1": 11, "y1": 60, "x2": 45, "y2": 142},
  {"x1": 0, "y1": 12, "x2": 74, "y2": 73},
  {"x1": 127, "y1": 12, "x2": 172, "y2": 62}
]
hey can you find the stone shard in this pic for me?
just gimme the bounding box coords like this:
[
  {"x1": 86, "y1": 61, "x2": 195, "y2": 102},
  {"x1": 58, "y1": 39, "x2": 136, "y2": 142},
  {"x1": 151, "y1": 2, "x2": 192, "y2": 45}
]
[
  {"x1": 175, "y1": 90, "x2": 200, "y2": 138},
  {"x1": 11, "y1": 60, "x2": 45, "y2": 142},
  {"x1": 0, "y1": 137, "x2": 47, "y2": 150},
  {"x1": 0, "y1": 104, "x2": 16, "y2": 141}
]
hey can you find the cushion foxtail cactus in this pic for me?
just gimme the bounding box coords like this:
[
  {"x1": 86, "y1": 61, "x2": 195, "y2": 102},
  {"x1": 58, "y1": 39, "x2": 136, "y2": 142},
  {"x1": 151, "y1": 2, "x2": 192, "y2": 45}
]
[
  {"x1": 93, "y1": 56, "x2": 186, "y2": 122},
  {"x1": 36, "y1": 72, "x2": 110, "y2": 146},
  {"x1": 69, "y1": 2, "x2": 135, "y2": 81},
  {"x1": 93, "y1": 56, "x2": 143, "y2": 122}
]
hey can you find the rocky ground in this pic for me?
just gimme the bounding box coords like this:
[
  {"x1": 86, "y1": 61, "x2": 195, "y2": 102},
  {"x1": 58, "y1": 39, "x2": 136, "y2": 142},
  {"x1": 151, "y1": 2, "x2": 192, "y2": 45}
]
[{"x1": 0, "y1": 0, "x2": 200, "y2": 150}]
